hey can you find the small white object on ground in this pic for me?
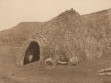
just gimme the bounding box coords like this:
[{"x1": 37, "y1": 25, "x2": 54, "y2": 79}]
[
  {"x1": 68, "y1": 56, "x2": 79, "y2": 66},
  {"x1": 98, "y1": 72, "x2": 111, "y2": 76},
  {"x1": 44, "y1": 58, "x2": 56, "y2": 65}
]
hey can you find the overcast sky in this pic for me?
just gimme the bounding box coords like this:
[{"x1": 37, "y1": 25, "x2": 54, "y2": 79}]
[{"x1": 0, "y1": 0, "x2": 111, "y2": 31}]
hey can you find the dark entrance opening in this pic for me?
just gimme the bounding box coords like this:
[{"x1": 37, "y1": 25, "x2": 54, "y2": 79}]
[{"x1": 24, "y1": 41, "x2": 40, "y2": 65}]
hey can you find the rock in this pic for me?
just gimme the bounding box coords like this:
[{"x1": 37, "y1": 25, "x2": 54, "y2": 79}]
[
  {"x1": 57, "y1": 60, "x2": 68, "y2": 65},
  {"x1": 44, "y1": 58, "x2": 56, "y2": 65}
]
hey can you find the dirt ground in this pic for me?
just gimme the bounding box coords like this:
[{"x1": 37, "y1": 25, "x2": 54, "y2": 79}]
[{"x1": 0, "y1": 46, "x2": 111, "y2": 83}]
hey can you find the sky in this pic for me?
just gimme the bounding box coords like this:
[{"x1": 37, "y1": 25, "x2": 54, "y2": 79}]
[{"x1": 0, "y1": 0, "x2": 111, "y2": 31}]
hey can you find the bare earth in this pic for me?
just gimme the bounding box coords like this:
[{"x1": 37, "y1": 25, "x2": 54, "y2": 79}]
[{"x1": 0, "y1": 46, "x2": 111, "y2": 83}]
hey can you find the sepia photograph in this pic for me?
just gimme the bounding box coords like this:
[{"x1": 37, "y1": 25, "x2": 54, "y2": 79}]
[{"x1": 0, "y1": 0, "x2": 111, "y2": 83}]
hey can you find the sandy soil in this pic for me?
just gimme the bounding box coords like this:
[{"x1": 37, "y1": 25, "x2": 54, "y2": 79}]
[{"x1": 0, "y1": 46, "x2": 111, "y2": 83}]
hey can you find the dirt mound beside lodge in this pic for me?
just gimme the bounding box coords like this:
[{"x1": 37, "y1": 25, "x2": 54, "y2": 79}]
[
  {"x1": 0, "y1": 8, "x2": 111, "y2": 66},
  {"x1": 82, "y1": 9, "x2": 111, "y2": 57}
]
